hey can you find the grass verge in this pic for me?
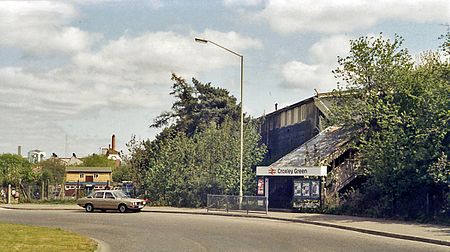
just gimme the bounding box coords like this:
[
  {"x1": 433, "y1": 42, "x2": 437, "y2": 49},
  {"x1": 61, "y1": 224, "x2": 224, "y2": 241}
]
[
  {"x1": 27, "y1": 199, "x2": 77, "y2": 204},
  {"x1": 0, "y1": 223, "x2": 97, "y2": 252}
]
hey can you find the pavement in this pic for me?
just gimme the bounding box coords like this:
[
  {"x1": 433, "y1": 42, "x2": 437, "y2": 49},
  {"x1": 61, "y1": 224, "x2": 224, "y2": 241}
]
[{"x1": 1, "y1": 203, "x2": 449, "y2": 248}]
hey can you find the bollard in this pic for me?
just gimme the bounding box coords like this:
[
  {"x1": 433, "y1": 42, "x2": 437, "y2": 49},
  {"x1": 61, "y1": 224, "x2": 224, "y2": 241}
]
[
  {"x1": 7, "y1": 184, "x2": 11, "y2": 204},
  {"x1": 41, "y1": 181, "x2": 45, "y2": 200}
]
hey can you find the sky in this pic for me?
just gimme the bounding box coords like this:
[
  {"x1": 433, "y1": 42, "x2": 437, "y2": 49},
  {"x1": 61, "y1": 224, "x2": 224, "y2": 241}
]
[{"x1": 0, "y1": 0, "x2": 448, "y2": 158}]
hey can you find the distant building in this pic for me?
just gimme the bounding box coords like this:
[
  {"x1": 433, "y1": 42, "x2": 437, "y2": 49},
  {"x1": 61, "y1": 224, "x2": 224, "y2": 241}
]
[
  {"x1": 28, "y1": 149, "x2": 46, "y2": 163},
  {"x1": 103, "y1": 134, "x2": 122, "y2": 166},
  {"x1": 64, "y1": 166, "x2": 112, "y2": 197},
  {"x1": 51, "y1": 152, "x2": 83, "y2": 166},
  {"x1": 60, "y1": 153, "x2": 84, "y2": 166},
  {"x1": 99, "y1": 147, "x2": 108, "y2": 156}
]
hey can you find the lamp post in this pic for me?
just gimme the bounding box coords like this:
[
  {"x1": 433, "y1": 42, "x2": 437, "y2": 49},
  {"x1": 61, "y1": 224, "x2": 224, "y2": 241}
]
[{"x1": 195, "y1": 37, "x2": 244, "y2": 200}]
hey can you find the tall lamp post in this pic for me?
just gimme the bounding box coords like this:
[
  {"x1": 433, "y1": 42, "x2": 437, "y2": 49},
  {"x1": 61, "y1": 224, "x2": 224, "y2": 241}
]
[{"x1": 195, "y1": 37, "x2": 244, "y2": 200}]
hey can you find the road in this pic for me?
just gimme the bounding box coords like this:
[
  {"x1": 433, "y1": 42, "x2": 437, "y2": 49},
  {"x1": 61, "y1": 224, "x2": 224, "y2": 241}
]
[{"x1": 0, "y1": 208, "x2": 448, "y2": 251}]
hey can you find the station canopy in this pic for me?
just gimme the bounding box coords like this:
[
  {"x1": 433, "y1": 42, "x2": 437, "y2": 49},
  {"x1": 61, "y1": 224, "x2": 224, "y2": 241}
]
[{"x1": 268, "y1": 126, "x2": 354, "y2": 168}]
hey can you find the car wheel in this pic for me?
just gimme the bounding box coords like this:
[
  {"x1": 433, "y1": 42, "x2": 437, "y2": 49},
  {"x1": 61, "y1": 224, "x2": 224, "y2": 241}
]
[
  {"x1": 118, "y1": 204, "x2": 127, "y2": 213},
  {"x1": 85, "y1": 204, "x2": 94, "y2": 213}
]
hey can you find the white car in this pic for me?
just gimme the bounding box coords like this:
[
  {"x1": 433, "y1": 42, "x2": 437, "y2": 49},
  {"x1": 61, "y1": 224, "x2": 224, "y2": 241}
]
[{"x1": 77, "y1": 190, "x2": 146, "y2": 213}]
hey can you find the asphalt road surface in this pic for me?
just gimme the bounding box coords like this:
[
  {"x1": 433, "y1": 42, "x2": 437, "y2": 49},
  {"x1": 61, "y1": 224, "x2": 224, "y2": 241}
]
[{"x1": 0, "y1": 208, "x2": 448, "y2": 252}]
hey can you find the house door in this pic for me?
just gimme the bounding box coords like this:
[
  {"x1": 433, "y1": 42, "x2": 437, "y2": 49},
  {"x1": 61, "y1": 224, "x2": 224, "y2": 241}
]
[{"x1": 85, "y1": 175, "x2": 93, "y2": 182}]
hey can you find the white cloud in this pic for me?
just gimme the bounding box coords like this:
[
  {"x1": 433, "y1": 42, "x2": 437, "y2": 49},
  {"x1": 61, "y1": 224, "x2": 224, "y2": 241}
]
[
  {"x1": 280, "y1": 35, "x2": 350, "y2": 91},
  {"x1": 148, "y1": 0, "x2": 163, "y2": 9},
  {"x1": 309, "y1": 35, "x2": 350, "y2": 64},
  {"x1": 223, "y1": 0, "x2": 264, "y2": 7},
  {"x1": 198, "y1": 29, "x2": 263, "y2": 51},
  {"x1": 0, "y1": 1, "x2": 99, "y2": 55},
  {"x1": 281, "y1": 61, "x2": 322, "y2": 85},
  {"x1": 69, "y1": 0, "x2": 163, "y2": 9},
  {"x1": 71, "y1": 30, "x2": 262, "y2": 90},
  {"x1": 0, "y1": 25, "x2": 262, "y2": 153},
  {"x1": 280, "y1": 60, "x2": 336, "y2": 92},
  {"x1": 0, "y1": 1, "x2": 264, "y2": 155},
  {"x1": 257, "y1": 0, "x2": 450, "y2": 34}
]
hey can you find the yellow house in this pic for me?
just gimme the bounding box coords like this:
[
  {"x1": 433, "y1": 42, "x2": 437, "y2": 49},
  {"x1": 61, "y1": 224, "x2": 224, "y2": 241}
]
[{"x1": 64, "y1": 167, "x2": 112, "y2": 197}]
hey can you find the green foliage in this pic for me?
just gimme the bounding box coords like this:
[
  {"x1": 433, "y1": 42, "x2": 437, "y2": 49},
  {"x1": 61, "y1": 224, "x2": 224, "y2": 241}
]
[
  {"x1": 151, "y1": 74, "x2": 240, "y2": 135},
  {"x1": 80, "y1": 154, "x2": 115, "y2": 168},
  {"x1": 329, "y1": 34, "x2": 450, "y2": 220},
  {"x1": 37, "y1": 158, "x2": 65, "y2": 184},
  {"x1": 428, "y1": 152, "x2": 450, "y2": 185},
  {"x1": 439, "y1": 28, "x2": 450, "y2": 56},
  {"x1": 31, "y1": 198, "x2": 77, "y2": 204},
  {"x1": 0, "y1": 154, "x2": 33, "y2": 186},
  {"x1": 125, "y1": 136, "x2": 156, "y2": 190},
  {"x1": 145, "y1": 119, "x2": 266, "y2": 207},
  {"x1": 112, "y1": 164, "x2": 133, "y2": 182},
  {"x1": 129, "y1": 74, "x2": 266, "y2": 207}
]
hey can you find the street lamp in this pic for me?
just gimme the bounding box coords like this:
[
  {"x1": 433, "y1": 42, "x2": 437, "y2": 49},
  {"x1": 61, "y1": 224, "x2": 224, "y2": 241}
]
[{"x1": 195, "y1": 37, "x2": 244, "y2": 200}]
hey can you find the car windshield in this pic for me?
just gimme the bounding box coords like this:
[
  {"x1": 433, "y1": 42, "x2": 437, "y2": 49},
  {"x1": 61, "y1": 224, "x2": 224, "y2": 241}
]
[{"x1": 113, "y1": 190, "x2": 129, "y2": 198}]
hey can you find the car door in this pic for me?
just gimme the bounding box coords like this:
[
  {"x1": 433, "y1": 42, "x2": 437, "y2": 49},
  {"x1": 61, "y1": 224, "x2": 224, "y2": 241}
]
[
  {"x1": 104, "y1": 191, "x2": 117, "y2": 209},
  {"x1": 92, "y1": 191, "x2": 105, "y2": 209}
]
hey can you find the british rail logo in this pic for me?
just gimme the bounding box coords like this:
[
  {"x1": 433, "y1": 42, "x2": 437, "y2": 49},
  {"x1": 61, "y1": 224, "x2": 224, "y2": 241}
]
[{"x1": 268, "y1": 168, "x2": 276, "y2": 175}]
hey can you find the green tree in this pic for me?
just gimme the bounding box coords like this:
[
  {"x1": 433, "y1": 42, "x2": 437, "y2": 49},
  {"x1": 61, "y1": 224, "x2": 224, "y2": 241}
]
[
  {"x1": 112, "y1": 164, "x2": 133, "y2": 183},
  {"x1": 440, "y1": 27, "x2": 450, "y2": 56},
  {"x1": 151, "y1": 74, "x2": 240, "y2": 135},
  {"x1": 329, "y1": 34, "x2": 450, "y2": 220},
  {"x1": 80, "y1": 154, "x2": 115, "y2": 168},
  {"x1": 145, "y1": 119, "x2": 266, "y2": 207},
  {"x1": 37, "y1": 158, "x2": 65, "y2": 185},
  {"x1": 125, "y1": 135, "x2": 157, "y2": 191},
  {"x1": 0, "y1": 154, "x2": 33, "y2": 186},
  {"x1": 130, "y1": 74, "x2": 266, "y2": 207}
]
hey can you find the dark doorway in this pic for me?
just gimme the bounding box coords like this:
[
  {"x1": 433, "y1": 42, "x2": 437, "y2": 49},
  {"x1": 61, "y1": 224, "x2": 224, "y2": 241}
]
[
  {"x1": 269, "y1": 177, "x2": 293, "y2": 209},
  {"x1": 85, "y1": 176, "x2": 93, "y2": 182},
  {"x1": 85, "y1": 185, "x2": 94, "y2": 196}
]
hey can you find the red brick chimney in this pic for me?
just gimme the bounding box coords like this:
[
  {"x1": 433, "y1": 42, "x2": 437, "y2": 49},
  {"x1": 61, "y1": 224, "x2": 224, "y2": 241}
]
[{"x1": 111, "y1": 134, "x2": 116, "y2": 151}]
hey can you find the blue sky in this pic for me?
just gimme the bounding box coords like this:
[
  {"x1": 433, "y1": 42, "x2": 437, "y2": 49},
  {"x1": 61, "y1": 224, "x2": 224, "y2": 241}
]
[{"x1": 0, "y1": 0, "x2": 448, "y2": 157}]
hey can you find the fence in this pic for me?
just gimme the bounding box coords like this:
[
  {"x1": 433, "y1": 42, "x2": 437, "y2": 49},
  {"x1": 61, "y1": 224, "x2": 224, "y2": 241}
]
[{"x1": 207, "y1": 194, "x2": 268, "y2": 214}]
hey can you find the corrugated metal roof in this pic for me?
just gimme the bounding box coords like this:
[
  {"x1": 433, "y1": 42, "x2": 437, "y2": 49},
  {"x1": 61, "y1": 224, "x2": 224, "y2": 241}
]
[
  {"x1": 65, "y1": 167, "x2": 112, "y2": 172},
  {"x1": 269, "y1": 126, "x2": 353, "y2": 167}
]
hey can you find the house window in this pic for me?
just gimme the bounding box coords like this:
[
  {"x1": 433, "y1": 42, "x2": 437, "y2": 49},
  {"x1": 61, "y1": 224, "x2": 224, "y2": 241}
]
[
  {"x1": 79, "y1": 173, "x2": 84, "y2": 178},
  {"x1": 94, "y1": 173, "x2": 99, "y2": 178}
]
